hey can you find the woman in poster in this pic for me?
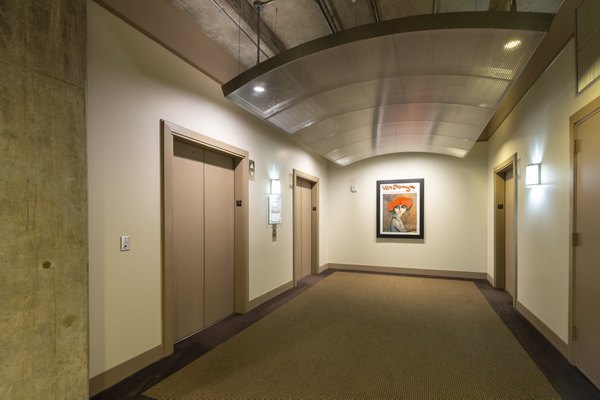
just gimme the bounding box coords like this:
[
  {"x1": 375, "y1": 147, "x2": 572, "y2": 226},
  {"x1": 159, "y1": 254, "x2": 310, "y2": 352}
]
[{"x1": 388, "y1": 196, "x2": 413, "y2": 232}]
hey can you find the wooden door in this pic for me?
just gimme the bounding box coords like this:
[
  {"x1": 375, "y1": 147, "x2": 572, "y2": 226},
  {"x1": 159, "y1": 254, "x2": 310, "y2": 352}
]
[{"x1": 574, "y1": 109, "x2": 600, "y2": 388}]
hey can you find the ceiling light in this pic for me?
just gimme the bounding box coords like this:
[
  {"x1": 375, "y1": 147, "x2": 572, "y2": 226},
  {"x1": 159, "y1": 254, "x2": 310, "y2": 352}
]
[
  {"x1": 253, "y1": 85, "x2": 265, "y2": 93},
  {"x1": 223, "y1": 12, "x2": 551, "y2": 166},
  {"x1": 504, "y1": 39, "x2": 522, "y2": 50}
]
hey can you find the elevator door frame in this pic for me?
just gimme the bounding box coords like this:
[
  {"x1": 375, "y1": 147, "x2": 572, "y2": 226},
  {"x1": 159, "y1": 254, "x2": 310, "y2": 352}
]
[
  {"x1": 292, "y1": 169, "x2": 320, "y2": 286},
  {"x1": 161, "y1": 120, "x2": 249, "y2": 356},
  {"x1": 493, "y1": 153, "x2": 518, "y2": 307}
]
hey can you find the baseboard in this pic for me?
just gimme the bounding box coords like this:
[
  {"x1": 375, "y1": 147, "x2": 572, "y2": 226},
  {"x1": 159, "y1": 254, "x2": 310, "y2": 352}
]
[
  {"x1": 89, "y1": 344, "x2": 163, "y2": 396},
  {"x1": 327, "y1": 263, "x2": 487, "y2": 280},
  {"x1": 247, "y1": 280, "x2": 294, "y2": 312},
  {"x1": 487, "y1": 273, "x2": 495, "y2": 286},
  {"x1": 516, "y1": 301, "x2": 569, "y2": 359},
  {"x1": 318, "y1": 264, "x2": 329, "y2": 274}
]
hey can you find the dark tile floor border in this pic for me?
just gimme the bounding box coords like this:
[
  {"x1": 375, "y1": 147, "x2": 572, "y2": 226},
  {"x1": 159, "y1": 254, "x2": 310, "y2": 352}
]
[{"x1": 91, "y1": 270, "x2": 600, "y2": 400}]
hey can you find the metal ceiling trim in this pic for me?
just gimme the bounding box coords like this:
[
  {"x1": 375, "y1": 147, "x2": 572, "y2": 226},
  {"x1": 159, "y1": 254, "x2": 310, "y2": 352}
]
[{"x1": 222, "y1": 11, "x2": 554, "y2": 97}]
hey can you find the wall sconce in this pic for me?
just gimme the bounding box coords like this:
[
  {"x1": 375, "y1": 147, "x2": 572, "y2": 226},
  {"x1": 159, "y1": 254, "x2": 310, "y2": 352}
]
[
  {"x1": 270, "y1": 179, "x2": 281, "y2": 195},
  {"x1": 525, "y1": 163, "x2": 541, "y2": 186}
]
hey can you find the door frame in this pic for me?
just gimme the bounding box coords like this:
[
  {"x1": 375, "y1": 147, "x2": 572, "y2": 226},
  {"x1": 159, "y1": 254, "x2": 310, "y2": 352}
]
[
  {"x1": 292, "y1": 169, "x2": 320, "y2": 285},
  {"x1": 493, "y1": 153, "x2": 518, "y2": 306},
  {"x1": 161, "y1": 120, "x2": 249, "y2": 356},
  {"x1": 568, "y1": 95, "x2": 600, "y2": 362}
]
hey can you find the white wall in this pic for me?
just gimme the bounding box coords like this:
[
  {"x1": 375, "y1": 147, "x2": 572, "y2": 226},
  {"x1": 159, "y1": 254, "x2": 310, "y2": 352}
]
[
  {"x1": 486, "y1": 40, "x2": 600, "y2": 343},
  {"x1": 87, "y1": 1, "x2": 328, "y2": 378},
  {"x1": 328, "y1": 144, "x2": 487, "y2": 273}
]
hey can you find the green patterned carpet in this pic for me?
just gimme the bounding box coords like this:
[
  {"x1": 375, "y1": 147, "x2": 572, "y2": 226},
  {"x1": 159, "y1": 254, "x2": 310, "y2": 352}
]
[{"x1": 145, "y1": 272, "x2": 560, "y2": 399}]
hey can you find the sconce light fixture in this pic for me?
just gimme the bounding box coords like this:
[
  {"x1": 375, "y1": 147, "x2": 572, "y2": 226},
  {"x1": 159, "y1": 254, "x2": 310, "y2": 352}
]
[
  {"x1": 268, "y1": 178, "x2": 282, "y2": 231},
  {"x1": 270, "y1": 179, "x2": 281, "y2": 195},
  {"x1": 525, "y1": 163, "x2": 541, "y2": 186}
]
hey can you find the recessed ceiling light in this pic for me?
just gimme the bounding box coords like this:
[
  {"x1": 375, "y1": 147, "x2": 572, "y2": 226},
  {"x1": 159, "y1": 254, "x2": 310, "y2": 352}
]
[
  {"x1": 253, "y1": 85, "x2": 265, "y2": 93},
  {"x1": 504, "y1": 40, "x2": 521, "y2": 50}
]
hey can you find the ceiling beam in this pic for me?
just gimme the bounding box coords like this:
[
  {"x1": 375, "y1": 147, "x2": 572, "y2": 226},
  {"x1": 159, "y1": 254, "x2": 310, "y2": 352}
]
[
  {"x1": 479, "y1": 0, "x2": 575, "y2": 141},
  {"x1": 223, "y1": 11, "x2": 553, "y2": 95},
  {"x1": 223, "y1": 0, "x2": 286, "y2": 54}
]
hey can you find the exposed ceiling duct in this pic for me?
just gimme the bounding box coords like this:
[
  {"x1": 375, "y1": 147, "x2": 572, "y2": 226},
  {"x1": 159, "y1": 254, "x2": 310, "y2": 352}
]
[{"x1": 222, "y1": 11, "x2": 553, "y2": 165}]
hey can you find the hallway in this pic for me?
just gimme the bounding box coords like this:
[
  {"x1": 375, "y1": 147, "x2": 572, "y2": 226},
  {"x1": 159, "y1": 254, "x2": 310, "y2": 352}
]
[{"x1": 92, "y1": 271, "x2": 600, "y2": 400}]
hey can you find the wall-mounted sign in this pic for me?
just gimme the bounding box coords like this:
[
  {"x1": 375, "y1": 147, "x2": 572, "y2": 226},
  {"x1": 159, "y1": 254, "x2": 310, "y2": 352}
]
[{"x1": 268, "y1": 194, "x2": 281, "y2": 225}]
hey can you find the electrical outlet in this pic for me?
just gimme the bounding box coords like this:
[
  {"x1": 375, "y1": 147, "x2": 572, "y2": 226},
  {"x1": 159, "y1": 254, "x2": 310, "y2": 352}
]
[{"x1": 120, "y1": 235, "x2": 130, "y2": 251}]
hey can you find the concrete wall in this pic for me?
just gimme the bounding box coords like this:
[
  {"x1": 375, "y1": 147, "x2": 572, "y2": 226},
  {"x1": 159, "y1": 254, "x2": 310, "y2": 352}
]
[
  {"x1": 487, "y1": 39, "x2": 600, "y2": 343},
  {"x1": 328, "y1": 144, "x2": 487, "y2": 274},
  {"x1": 87, "y1": 1, "x2": 328, "y2": 380},
  {"x1": 0, "y1": 1, "x2": 88, "y2": 399}
]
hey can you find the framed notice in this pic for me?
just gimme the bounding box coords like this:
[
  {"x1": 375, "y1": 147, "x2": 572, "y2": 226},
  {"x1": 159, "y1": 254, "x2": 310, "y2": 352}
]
[
  {"x1": 376, "y1": 179, "x2": 424, "y2": 239},
  {"x1": 268, "y1": 194, "x2": 281, "y2": 225}
]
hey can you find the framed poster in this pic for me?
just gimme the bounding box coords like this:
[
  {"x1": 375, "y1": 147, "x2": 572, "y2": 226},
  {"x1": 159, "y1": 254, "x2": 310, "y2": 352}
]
[{"x1": 376, "y1": 178, "x2": 424, "y2": 239}]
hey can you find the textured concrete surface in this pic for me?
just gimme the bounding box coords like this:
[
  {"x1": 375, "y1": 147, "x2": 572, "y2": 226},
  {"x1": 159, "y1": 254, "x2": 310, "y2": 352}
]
[{"x1": 0, "y1": 0, "x2": 88, "y2": 398}]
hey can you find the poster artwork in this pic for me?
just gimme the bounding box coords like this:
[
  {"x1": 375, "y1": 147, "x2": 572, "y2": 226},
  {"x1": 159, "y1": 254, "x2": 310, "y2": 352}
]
[{"x1": 376, "y1": 179, "x2": 424, "y2": 239}]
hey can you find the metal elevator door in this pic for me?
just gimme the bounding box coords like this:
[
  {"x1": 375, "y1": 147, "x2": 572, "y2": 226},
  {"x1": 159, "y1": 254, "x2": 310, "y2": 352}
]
[
  {"x1": 172, "y1": 140, "x2": 234, "y2": 342},
  {"x1": 297, "y1": 177, "x2": 312, "y2": 279},
  {"x1": 504, "y1": 168, "x2": 515, "y2": 298}
]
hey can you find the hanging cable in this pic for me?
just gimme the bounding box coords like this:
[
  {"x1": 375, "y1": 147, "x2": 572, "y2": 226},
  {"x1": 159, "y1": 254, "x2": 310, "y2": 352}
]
[
  {"x1": 315, "y1": 0, "x2": 339, "y2": 33},
  {"x1": 255, "y1": 2, "x2": 263, "y2": 64},
  {"x1": 369, "y1": 0, "x2": 380, "y2": 23},
  {"x1": 252, "y1": 0, "x2": 279, "y2": 65},
  {"x1": 210, "y1": 0, "x2": 270, "y2": 61}
]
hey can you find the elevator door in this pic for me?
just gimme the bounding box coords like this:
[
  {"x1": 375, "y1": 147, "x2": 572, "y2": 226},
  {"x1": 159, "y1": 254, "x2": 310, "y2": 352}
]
[
  {"x1": 204, "y1": 150, "x2": 235, "y2": 326},
  {"x1": 298, "y1": 177, "x2": 313, "y2": 279},
  {"x1": 173, "y1": 141, "x2": 204, "y2": 341},
  {"x1": 172, "y1": 140, "x2": 234, "y2": 342},
  {"x1": 504, "y1": 168, "x2": 515, "y2": 298}
]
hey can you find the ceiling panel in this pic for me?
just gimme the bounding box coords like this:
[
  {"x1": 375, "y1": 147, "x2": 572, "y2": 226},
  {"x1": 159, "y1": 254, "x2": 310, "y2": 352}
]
[
  {"x1": 218, "y1": 9, "x2": 553, "y2": 165},
  {"x1": 108, "y1": 0, "x2": 564, "y2": 165}
]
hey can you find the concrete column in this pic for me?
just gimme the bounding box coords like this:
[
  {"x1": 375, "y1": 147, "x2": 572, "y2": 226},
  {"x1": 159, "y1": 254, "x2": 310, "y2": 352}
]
[{"x1": 0, "y1": 0, "x2": 88, "y2": 398}]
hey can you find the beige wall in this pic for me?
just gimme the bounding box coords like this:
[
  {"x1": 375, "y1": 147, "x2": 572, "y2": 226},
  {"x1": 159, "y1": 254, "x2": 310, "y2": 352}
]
[
  {"x1": 327, "y1": 144, "x2": 488, "y2": 273},
  {"x1": 487, "y1": 39, "x2": 600, "y2": 342},
  {"x1": 87, "y1": 1, "x2": 328, "y2": 378},
  {"x1": 0, "y1": 1, "x2": 88, "y2": 398}
]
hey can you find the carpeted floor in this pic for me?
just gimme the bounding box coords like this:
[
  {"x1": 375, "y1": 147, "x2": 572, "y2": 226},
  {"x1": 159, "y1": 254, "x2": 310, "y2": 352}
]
[{"x1": 144, "y1": 272, "x2": 560, "y2": 399}]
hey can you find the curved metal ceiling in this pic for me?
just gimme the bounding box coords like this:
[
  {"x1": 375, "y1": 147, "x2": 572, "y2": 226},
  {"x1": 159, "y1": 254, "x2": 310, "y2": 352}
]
[{"x1": 223, "y1": 11, "x2": 553, "y2": 165}]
